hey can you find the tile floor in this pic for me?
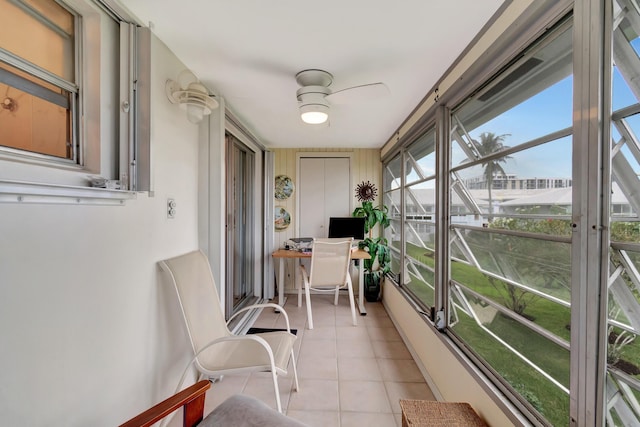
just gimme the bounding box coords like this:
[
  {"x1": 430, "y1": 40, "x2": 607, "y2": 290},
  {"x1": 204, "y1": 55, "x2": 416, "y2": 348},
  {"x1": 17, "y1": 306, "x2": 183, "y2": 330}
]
[{"x1": 201, "y1": 293, "x2": 436, "y2": 427}]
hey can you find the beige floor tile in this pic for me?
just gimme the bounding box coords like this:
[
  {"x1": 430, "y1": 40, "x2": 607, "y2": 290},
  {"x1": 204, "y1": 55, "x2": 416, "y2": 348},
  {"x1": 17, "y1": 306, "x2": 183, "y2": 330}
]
[
  {"x1": 286, "y1": 410, "x2": 340, "y2": 427},
  {"x1": 308, "y1": 295, "x2": 339, "y2": 310},
  {"x1": 336, "y1": 338, "x2": 375, "y2": 358},
  {"x1": 384, "y1": 381, "x2": 436, "y2": 413},
  {"x1": 299, "y1": 338, "x2": 337, "y2": 359},
  {"x1": 341, "y1": 411, "x2": 398, "y2": 427},
  {"x1": 310, "y1": 315, "x2": 337, "y2": 327},
  {"x1": 305, "y1": 301, "x2": 336, "y2": 325},
  {"x1": 274, "y1": 315, "x2": 307, "y2": 332},
  {"x1": 393, "y1": 411, "x2": 403, "y2": 427},
  {"x1": 292, "y1": 334, "x2": 303, "y2": 358},
  {"x1": 335, "y1": 312, "x2": 359, "y2": 327},
  {"x1": 303, "y1": 325, "x2": 337, "y2": 340},
  {"x1": 362, "y1": 302, "x2": 389, "y2": 317},
  {"x1": 371, "y1": 340, "x2": 413, "y2": 359},
  {"x1": 339, "y1": 380, "x2": 392, "y2": 413},
  {"x1": 298, "y1": 356, "x2": 338, "y2": 380},
  {"x1": 368, "y1": 326, "x2": 403, "y2": 342},
  {"x1": 362, "y1": 314, "x2": 395, "y2": 329},
  {"x1": 217, "y1": 293, "x2": 437, "y2": 425},
  {"x1": 288, "y1": 379, "x2": 340, "y2": 411},
  {"x1": 284, "y1": 302, "x2": 308, "y2": 314},
  {"x1": 338, "y1": 357, "x2": 382, "y2": 381},
  {"x1": 243, "y1": 373, "x2": 295, "y2": 412},
  {"x1": 377, "y1": 359, "x2": 425, "y2": 383},
  {"x1": 336, "y1": 324, "x2": 370, "y2": 341}
]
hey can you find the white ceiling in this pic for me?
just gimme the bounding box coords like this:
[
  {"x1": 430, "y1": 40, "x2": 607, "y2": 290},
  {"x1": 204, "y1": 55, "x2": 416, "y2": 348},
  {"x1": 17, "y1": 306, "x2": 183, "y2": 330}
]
[{"x1": 116, "y1": 0, "x2": 504, "y2": 149}]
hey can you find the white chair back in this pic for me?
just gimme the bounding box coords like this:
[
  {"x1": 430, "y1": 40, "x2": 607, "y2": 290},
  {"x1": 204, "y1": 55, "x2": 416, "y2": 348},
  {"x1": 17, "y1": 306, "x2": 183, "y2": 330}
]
[
  {"x1": 309, "y1": 238, "x2": 353, "y2": 287},
  {"x1": 159, "y1": 250, "x2": 230, "y2": 358}
]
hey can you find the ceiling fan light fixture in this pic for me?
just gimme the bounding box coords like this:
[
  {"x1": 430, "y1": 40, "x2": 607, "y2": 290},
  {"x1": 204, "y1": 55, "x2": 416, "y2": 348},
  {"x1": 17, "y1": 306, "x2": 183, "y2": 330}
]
[
  {"x1": 297, "y1": 84, "x2": 331, "y2": 125},
  {"x1": 294, "y1": 68, "x2": 389, "y2": 126},
  {"x1": 300, "y1": 104, "x2": 329, "y2": 124},
  {"x1": 166, "y1": 71, "x2": 218, "y2": 124}
]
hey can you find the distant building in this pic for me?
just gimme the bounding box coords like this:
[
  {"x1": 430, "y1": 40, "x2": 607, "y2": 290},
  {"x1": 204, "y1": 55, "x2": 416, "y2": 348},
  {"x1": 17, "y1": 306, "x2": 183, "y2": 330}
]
[
  {"x1": 386, "y1": 175, "x2": 631, "y2": 230},
  {"x1": 464, "y1": 173, "x2": 573, "y2": 190}
]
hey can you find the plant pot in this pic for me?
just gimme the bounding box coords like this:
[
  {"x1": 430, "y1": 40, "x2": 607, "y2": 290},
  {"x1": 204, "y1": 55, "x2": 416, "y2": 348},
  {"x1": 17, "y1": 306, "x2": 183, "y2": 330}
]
[{"x1": 364, "y1": 272, "x2": 381, "y2": 302}]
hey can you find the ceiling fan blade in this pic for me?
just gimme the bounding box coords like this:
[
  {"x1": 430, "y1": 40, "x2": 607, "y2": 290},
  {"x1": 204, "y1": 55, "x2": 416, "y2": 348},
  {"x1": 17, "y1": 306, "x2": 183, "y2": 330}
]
[{"x1": 326, "y1": 82, "x2": 389, "y2": 105}]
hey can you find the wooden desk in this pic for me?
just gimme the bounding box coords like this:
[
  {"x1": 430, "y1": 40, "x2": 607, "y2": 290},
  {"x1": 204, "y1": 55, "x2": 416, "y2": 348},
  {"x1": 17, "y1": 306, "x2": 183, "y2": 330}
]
[{"x1": 272, "y1": 248, "x2": 371, "y2": 315}]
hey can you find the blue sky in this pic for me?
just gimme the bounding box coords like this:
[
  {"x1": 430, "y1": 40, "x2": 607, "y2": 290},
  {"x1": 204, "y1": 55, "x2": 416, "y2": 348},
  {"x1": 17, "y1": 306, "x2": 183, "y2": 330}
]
[
  {"x1": 404, "y1": 36, "x2": 640, "y2": 190},
  {"x1": 453, "y1": 64, "x2": 639, "y2": 180},
  {"x1": 464, "y1": 77, "x2": 574, "y2": 179}
]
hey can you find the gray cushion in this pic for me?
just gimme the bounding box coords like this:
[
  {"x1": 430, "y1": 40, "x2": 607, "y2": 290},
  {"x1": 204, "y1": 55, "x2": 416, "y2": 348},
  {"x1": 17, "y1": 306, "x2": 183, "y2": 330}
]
[{"x1": 198, "y1": 394, "x2": 309, "y2": 427}]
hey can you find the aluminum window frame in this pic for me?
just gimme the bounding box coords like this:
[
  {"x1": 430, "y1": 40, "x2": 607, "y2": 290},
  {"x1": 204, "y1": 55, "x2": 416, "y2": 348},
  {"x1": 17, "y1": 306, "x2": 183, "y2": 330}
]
[
  {"x1": 381, "y1": 2, "x2": 619, "y2": 425},
  {"x1": 0, "y1": 0, "x2": 149, "y2": 203}
]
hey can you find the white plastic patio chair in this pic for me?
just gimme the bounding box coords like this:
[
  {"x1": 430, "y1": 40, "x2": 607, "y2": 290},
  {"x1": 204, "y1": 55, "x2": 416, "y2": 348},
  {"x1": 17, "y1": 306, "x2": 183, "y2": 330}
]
[
  {"x1": 299, "y1": 238, "x2": 357, "y2": 330},
  {"x1": 158, "y1": 250, "x2": 299, "y2": 413}
]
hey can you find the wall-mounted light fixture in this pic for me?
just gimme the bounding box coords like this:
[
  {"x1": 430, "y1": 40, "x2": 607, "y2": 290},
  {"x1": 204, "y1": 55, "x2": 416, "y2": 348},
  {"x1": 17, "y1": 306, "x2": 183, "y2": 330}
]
[{"x1": 166, "y1": 70, "x2": 218, "y2": 124}]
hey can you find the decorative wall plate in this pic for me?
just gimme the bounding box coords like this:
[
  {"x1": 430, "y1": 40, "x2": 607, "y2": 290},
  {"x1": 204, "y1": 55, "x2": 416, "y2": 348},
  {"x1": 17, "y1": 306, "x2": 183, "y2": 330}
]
[
  {"x1": 274, "y1": 206, "x2": 291, "y2": 231},
  {"x1": 355, "y1": 180, "x2": 378, "y2": 202},
  {"x1": 275, "y1": 175, "x2": 294, "y2": 200}
]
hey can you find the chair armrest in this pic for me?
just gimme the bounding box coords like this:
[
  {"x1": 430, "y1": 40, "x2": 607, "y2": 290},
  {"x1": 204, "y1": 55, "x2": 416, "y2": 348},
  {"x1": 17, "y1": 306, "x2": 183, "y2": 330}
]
[
  {"x1": 119, "y1": 380, "x2": 211, "y2": 427},
  {"x1": 227, "y1": 303, "x2": 295, "y2": 333}
]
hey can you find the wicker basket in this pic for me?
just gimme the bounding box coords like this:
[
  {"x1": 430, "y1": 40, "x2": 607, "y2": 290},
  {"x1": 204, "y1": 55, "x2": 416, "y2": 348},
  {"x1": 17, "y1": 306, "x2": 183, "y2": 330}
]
[{"x1": 399, "y1": 399, "x2": 489, "y2": 427}]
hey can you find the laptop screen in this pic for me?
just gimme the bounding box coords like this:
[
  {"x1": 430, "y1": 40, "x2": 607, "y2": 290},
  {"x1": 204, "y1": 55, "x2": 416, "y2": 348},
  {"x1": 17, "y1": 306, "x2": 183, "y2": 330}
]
[{"x1": 327, "y1": 217, "x2": 366, "y2": 240}]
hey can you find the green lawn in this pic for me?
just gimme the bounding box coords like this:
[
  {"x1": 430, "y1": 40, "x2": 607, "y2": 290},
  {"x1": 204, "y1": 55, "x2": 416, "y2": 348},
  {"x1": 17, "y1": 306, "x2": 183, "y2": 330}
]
[
  {"x1": 398, "y1": 242, "x2": 639, "y2": 426},
  {"x1": 453, "y1": 313, "x2": 570, "y2": 426}
]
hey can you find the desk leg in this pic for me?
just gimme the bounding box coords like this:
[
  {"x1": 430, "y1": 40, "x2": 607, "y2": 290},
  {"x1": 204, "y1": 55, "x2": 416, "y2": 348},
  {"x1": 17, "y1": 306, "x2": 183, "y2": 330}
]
[
  {"x1": 277, "y1": 258, "x2": 286, "y2": 311},
  {"x1": 358, "y1": 260, "x2": 367, "y2": 315},
  {"x1": 297, "y1": 259, "x2": 302, "y2": 307}
]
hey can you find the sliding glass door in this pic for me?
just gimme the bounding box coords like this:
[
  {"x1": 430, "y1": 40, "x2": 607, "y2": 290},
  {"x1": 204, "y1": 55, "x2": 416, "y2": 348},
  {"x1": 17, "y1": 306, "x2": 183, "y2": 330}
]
[{"x1": 226, "y1": 133, "x2": 255, "y2": 318}]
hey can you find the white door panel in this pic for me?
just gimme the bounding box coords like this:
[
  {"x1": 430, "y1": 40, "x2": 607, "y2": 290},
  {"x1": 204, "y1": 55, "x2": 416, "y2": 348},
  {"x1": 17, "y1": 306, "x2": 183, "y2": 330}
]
[
  {"x1": 300, "y1": 158, "x2": 325, "y2": 237},
  {"x1": 300, "y1": 157, "x2": 350, "y2": 238},
  {"x1": 324, "y1": 158, "x2": 350, "y2": 224}
]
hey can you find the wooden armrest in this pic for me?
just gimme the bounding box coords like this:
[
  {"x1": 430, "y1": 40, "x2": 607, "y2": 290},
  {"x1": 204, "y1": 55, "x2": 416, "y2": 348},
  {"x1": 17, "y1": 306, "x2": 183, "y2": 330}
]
[{"x1": 119, "y1": 380, "x2": 211, "y2": 427}]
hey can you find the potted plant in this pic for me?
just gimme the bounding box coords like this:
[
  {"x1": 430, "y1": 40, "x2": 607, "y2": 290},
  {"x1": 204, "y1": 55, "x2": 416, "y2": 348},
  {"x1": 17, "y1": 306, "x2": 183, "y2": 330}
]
[{"x1": 352, "y1": 200, "x2": 391, "y2": 302}]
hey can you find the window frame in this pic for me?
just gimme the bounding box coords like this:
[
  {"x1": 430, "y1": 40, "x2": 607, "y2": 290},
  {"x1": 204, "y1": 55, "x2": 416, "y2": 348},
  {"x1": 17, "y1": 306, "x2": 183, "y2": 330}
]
[
  {"x1": 0, "y1": 0, "x2": 149, "y2": 204},
  {"x1": 380, "y1": 1, "x2": 621, "y2": 425}
]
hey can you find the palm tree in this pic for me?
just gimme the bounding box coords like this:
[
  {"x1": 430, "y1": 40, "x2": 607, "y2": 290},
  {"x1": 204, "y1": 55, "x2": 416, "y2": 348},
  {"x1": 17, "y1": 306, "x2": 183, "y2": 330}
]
[{"x1": 473, "y1": 132, "x2": 511, "y2": 221}]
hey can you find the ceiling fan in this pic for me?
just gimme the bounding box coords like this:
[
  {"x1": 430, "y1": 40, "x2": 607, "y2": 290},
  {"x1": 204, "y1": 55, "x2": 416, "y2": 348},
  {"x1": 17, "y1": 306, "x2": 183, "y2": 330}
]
[{"x1": 295, "y1": 69, "x2": 388, "y2": 124}]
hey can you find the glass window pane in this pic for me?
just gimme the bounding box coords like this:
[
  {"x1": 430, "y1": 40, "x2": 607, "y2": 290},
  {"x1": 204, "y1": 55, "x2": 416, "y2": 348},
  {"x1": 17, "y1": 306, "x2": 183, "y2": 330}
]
[
  {"x1": 387, "y1": 217, "x2": 401, "y2": 277},
  {"x1": 405, "y1": 129, "x2": 435, "y2": 185},
  {"x1": 609, "y1": 3, "x2": 640, "y2": 425},
  {"x1": 404, "y1": 255, "x2": 435, "y2": 307},
  {"x1": 405, "y1": 184, "x2": 435, "y2": 218},
  {"x1": 404, "y1": 219, "x2": 436, "y2": 308},
  {"x1": 450, "y1": 286, "x2": 570, "y2": 426},
  {"x1": 610, "y1": 114, "x2": 640, "y2": 241},
  {"x1": 0, "y1": 0, "x2": 75, "y2": 81},
  {"x1": 385, "y1": 187, "x2": 401, "y2": 221},
  {"x1": 384, "y1": 155, "x2": 402, "y2": 192},
  {"x1": 402, "y1": 127, "x2": 438, "y2": 308},
  {"x1": 405, "y1": 220, "x2": 436, "y2": 253},
  {"x1": 451, "y1": 229, "x2": 571, "y2": 303},
  {"x1": 384, "y1": 153, "x2": 403, "y2": 279},
  {"x1": 452, "y1": 136, "x2": 573, "y2": 223},
  {"x1": 0, "y1": 61, "x2": 72, "y2": 159},
  {"x1": 452, "y1": 26, "x2": 572, "y2": 161},
  {"x1": 449, "y1": 19, "x2": 572, "y2": 426}
]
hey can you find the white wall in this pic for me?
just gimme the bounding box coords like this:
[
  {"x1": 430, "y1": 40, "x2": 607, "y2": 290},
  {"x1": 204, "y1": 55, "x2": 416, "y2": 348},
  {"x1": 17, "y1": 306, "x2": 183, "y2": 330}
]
[{"x1": 0, "y1": 36, "x2": 216, "y2": 425}]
